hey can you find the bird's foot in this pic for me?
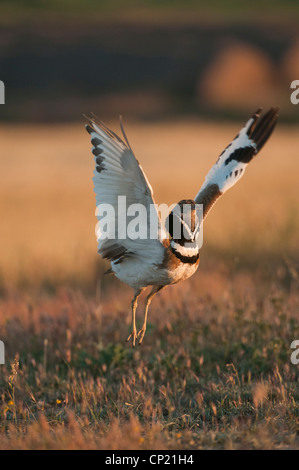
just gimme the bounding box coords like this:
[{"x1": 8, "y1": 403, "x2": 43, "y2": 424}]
[
  {"x1": 126, "y1": 328, "x2": 137, "y2": 348},
  {"x1": 137, "y1": 324, "x2": 146, "y2": 346}
]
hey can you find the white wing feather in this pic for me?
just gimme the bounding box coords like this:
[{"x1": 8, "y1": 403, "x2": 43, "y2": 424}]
[
  {"x1": 195, "y1": 107, "x2": 279, "y2": 218},
  {"x1": 85, "y1": 115, "x2": 165, "y2": 266}
]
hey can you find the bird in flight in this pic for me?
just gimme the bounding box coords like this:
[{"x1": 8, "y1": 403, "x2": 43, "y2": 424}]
[{"x1": 85, "y1": 107, "x2": 279, "y2": 347}]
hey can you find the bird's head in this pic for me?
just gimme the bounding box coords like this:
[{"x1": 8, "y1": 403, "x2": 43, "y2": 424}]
[{"x1": 167, "y1": 199, "x2": 201, "y2": 245}]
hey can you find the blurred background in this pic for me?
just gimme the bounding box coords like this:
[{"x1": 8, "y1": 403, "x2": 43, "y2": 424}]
[
  {"x1": 0, "y1": 0, "x2": 298, "y2": 292},
  {"x1": 1, "y1": 0, "x2": 299, "y2": 122}
]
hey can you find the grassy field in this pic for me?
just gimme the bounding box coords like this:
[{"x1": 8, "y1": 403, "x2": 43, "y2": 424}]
[
  {"x1": 0, "y1": 119, "x2": 298, "y2": 449},
  {"x1": 1, "y1": 0, "x2": 299, "y2": 25}
]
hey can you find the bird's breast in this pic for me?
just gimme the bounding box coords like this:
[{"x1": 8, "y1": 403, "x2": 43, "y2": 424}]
[{"x1": 160, "y1": 239, "x2": 200, "y2": 284}]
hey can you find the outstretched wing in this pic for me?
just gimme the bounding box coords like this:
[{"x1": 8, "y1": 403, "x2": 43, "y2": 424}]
[
  {"x1": 195, "y1": 107, "x2": 279, "y2": 219},
  {"x1": 85, "y1": 115, "x2": 165, "y2": 266}
]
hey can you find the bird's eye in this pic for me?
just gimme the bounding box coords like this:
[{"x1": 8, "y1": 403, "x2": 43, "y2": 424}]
[
  {"x1": 167, "y1": 212, "x2": 174, "y2": 238},
  {"x1": 167, "y1": 212, "x2": 185, "y2": 240}
]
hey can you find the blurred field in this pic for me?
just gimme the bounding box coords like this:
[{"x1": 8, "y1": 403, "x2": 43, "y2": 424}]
[
  {"x1": 0, "y1": 119, "x2": 298, "y2": 449},
  {"x1": 1, "y1": 0, "x2": 299, "y2": 25},
  {"x1": 0, "y1": 119, "x2": 298, "y2": 289}
]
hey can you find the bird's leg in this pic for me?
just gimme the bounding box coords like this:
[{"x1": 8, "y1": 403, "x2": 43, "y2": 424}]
[
  {"x1": 126, "y1": 287, "x2": 145, "y2": 348},
  {"x1": 137, "y1": 285, "x2": 164, "y2": 346}
]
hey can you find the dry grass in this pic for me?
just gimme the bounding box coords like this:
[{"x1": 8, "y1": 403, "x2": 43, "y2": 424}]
[
  {"x1": 0, "y1": 119, "x2": 298, "y2": 449},
  {"x1": 0, "y1": 273, "x2": 298, "y2": 449}
]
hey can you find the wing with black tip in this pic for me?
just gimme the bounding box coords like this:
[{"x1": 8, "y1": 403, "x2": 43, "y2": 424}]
[
  {"x1": 195, "y1": 107, "x2": 279, "y2": 219},
  {"x1": 85, "y1": 115, "x2": 166, "y2": 266}
]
